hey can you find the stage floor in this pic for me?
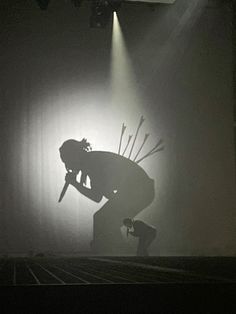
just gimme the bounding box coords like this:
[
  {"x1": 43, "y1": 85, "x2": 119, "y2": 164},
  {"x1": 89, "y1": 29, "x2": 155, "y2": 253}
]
[{"x1": 0, "y1": 256, "x2": 235, "y2": 286}]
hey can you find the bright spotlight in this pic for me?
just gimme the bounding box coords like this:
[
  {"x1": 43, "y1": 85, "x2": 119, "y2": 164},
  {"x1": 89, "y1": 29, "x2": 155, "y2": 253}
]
[
  {"x1": 111, "y1": 10, "x2": 143, "y2": 110},
  {"x1": 90, "y1": 0, "x2": 121, "y2": 28}
]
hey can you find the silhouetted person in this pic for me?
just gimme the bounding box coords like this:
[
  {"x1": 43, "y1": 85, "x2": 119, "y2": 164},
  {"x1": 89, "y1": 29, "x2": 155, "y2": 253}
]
[
  {"x1": 123, "y1": 218, "x2": 156, "y2": 256},
  {"x1": 59, "y1": 139, "x2": 155, "y2": 255}
]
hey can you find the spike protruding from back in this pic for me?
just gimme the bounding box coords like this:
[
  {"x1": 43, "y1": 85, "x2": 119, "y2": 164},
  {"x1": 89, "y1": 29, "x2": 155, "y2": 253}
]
[
  {"x1": 136, "y1": 139, "x2": 164, "y2": 164},
  {"x1": 128, "y1": 116, "x2": 145, "y2": 159},
  {"x1": 122, "y1": 135, "x2": 133, "y2": 156},
  {"x1": 133, "y1": 133, "x2": 149, "y2": 162},
  {"x1": 118, "y1": 115, "x2": 164, "y2": 163},
  {"x1": 118, "y1": 123, "x2": 126, "y2": 155}
]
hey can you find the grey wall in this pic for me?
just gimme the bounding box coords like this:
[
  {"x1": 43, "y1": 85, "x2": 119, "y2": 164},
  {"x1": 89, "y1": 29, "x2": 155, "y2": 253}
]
[{"x1": 0, "y1": 0, "x2": 235, "y2": 255}]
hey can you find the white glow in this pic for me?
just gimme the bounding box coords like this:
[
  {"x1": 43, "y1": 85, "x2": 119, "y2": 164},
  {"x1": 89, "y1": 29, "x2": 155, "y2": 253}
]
[
  {"x1": 16, "y1": 82, "x2": 163, "y2": 251},
  {"x1": 14, "y1": 13, "x2": 164, "y2": 252},
  {"x1": 111, "y1": 12, "x2": 143, "y2": 114},
  {"x1": 111, "y1": 12, "x2": 162, "y2": 175}
]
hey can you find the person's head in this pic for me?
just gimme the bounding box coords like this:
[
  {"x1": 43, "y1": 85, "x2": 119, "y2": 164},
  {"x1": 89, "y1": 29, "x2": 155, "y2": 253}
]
[
  {"x1": 59, "y1": 138, "x2": 91, "y2": 172},
  {"x1": 123, "y1": 218, "x2": 133, "y2": 228}
]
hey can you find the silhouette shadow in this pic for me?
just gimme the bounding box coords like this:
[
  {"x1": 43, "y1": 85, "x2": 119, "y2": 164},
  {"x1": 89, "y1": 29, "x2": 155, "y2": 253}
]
[
  {"x1": 58, "y1": 116, "x2": 164, "y2": 255},
  {"x1": 123, "y1": 218, "x2": 157, "y2": 256},
  {"x1": 59, "y1": 138, "x2": 155, "y2": 255}
]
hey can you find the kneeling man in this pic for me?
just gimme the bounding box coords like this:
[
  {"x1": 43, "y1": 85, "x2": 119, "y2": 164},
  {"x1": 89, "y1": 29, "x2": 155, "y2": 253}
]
[{"x1": 123, "y1": 218, "x2": 156, "y2": 256}]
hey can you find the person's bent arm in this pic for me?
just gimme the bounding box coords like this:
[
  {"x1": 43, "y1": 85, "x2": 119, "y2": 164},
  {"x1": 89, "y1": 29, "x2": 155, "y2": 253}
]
[
  {"x1": 65, "y1": 173, "x2": 102, "y2": 203},
  {"x1": 72, "y1": 182, "x2": 102, "y2": 202}
]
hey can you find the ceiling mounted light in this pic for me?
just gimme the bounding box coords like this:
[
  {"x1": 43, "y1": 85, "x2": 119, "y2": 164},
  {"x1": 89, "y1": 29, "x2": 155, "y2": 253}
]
[
  {"x1": 71, "y1": 0, "x2": 83, "y2": 8},
  {"x1": 36, "y1": 0, "x2": 50, "y2": 10},
  {"x1": 90, "y1": 0, "x2": 121, "y2": 28}
]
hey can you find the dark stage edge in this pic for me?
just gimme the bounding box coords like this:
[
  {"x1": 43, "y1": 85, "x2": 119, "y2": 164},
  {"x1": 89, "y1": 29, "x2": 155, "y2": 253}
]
[
  {"x1": 0, "y1": 256, "x2": 235, "y2": 285},
  {"x1": 0, "y1": 257, "x2": 235, "y2": 313}
]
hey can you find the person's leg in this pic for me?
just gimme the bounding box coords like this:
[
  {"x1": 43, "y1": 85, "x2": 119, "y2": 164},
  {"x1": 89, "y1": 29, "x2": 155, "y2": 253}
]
[
  {"x1": 137, "y1": 238, "x2": 142, "y2": 256},
  {"x1": 123, "y1": 178, "x2": 155, "y2": 219},
  {"x1": 92, "y1": 179, "x2": 155, "y2": 255},
  {"x1": 137, "y1": 238, "x2": 147, "y2": 256},
  {"x1": 92, "y1": 197, "x2": 126, "y2": 255},
  {"x1": 145, "y1": 230, "x2": 156, "y2": 255}
]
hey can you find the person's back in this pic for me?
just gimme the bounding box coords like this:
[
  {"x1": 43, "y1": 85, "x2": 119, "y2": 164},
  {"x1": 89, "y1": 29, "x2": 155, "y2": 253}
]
[
  {"x1": 85, "y1": 151, "x2": 153, "y2": 196},
  {"x1": 132, "y1": 220, "x2": 156, "y2": 238},
  {"x1": 59, "y1": 139, "x2": 155, "y2": 255},
  {"x1": 124, "y1": 218, "x2": 156, "y2": 256}
]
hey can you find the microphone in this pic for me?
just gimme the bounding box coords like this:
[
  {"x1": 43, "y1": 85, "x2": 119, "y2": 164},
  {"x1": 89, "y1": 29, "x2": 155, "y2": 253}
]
[
  {"x1": 58, "y1": 169, "x2": 74, "y2": 203},
  {"x1": 126, "y1": 227, "x2": 129, "y2": 237},
  {"x1": 58, "y1": 181, "x2": 70, "y2": 203}
]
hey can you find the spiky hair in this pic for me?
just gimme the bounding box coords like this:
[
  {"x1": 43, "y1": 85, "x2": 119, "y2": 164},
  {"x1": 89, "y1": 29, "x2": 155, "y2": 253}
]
[{"x1": 59, "y1": 138, "x2": 92, "y2": 165}]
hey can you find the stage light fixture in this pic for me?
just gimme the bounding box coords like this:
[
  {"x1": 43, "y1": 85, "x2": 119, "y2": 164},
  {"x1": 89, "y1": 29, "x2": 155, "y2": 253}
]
[
  {"x1": 36, "y1": 0, "x2": 50, "y2": 10},
  {"x1": 90, "y1": 0, "x2": 121, "y2": 28},
  {"x1": 71, "y1": 0, "x2": 83, "y2": 8}
]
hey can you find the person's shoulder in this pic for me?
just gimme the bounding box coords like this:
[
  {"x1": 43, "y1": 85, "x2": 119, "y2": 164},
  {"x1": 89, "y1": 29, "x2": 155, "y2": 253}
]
[
  {"x1": 133, "y1": 220, "x2": 144, "y2": 226},
  {"x1": 89, "y1": 151, "x2": 138, "y2": 165},
  {"x1": 90, "y1": 151, "x2": 140, "y2": 162},
  {"x1": 89, "y1": 151, "x2": 119, "y2": 157}
]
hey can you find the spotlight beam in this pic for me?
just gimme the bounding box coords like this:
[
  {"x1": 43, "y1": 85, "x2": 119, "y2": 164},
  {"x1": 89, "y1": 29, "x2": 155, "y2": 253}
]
[{"x1": 111, "y1": 12, "x2": 143, "y2": 109}]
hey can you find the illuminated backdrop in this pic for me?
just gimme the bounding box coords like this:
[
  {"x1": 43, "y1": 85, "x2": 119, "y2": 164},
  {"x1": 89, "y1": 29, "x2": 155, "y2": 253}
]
[{"x1": 0, "y1": 0, "x2": 235, "y2": 255}]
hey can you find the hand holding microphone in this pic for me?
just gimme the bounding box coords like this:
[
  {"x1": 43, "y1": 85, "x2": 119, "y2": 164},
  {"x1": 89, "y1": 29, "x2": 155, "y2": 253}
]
[
  {"x1": 58, "y1": 170, "x2": 78, "y2": 203},
  {"x1": 65, "y1": 171, "x2": 77, "y2": 185}
]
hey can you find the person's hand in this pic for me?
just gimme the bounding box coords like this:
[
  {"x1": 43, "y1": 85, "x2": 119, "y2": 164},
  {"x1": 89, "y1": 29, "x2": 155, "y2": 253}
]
[{"x1": 65, "y1": 172, "x2": 77, "y2": 185}]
